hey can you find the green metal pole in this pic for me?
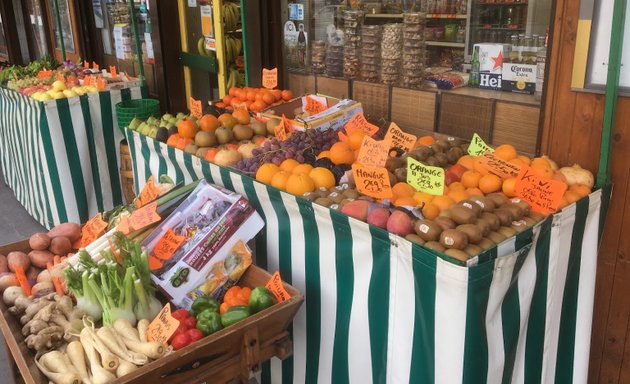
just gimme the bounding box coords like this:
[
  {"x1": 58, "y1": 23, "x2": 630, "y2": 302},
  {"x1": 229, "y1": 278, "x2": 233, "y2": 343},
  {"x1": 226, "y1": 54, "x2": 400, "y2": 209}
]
[
  {"x1": 52, "y1": 0, "x2": 66, "y2": 61},
  {"x1": 597, "y1": 0, "x2": 626, "y2": 188},
  {"x1": 127, "y1": 0, "x2": 145, "y2": 81},
  {"x1": 240, "y1": 0, "x2": 249, "y2": 86}
]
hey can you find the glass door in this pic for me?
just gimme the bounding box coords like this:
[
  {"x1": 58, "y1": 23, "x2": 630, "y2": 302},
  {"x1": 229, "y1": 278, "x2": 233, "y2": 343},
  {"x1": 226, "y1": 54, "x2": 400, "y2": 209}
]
[
  {"x1": 26, "y1": 0, "x2": 50, "y2": 59},
  {"x1": 46, "y1": 0, "x2": 80, "y2": 62},
  {"x1": 0, "y1": 12, "x2": 8, "y2": 60}
]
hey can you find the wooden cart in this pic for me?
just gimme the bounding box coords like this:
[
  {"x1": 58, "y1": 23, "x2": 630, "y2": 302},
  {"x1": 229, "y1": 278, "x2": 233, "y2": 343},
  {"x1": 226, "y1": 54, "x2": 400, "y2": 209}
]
[{"x1": 0, "y1": 240, "x2": 304, "y2": 384}]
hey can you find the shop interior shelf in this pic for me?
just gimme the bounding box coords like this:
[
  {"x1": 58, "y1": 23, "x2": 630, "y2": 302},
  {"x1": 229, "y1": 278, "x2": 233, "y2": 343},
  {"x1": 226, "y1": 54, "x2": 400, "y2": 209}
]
[{"x1": 426, "y1": 41, "x2": 466, "y2": 48}]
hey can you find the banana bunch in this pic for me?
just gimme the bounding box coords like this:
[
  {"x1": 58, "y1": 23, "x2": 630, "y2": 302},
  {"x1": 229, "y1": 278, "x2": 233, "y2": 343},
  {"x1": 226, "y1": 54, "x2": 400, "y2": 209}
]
[
  {"x1": 223, "y1": 2, "x2": 240, "y2": 32},
  {"x1": 197, "y1": 37, "x2": 216, "y2": 58},
  {"x1": 224, "y1": 35, "x2": 242, "y2": 64},
  {"x1": 226, "y1": 67, "x2": 241, "y2": 89}
]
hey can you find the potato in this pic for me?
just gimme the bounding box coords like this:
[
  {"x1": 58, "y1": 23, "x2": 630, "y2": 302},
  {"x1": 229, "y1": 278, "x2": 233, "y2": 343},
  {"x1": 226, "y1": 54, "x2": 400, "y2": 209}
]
[
  {"x1": 48, "y1": 222, "x2": 82, "y2": 242},
  {"x1": 0, "y1": 254, "x2": 7, "y2": 274},
  {"x1": 31, "y1": 281, "x2": 54, "y2": 296},
  {"x1": 29, "y1": 232, "x2": 51, "y2": 251},
  {"x1": 7, "y1": 251, "x2": 30, "y2": 272},
  {"x1": 49, "y1": 237, "x2": 72, "y2": 256},
  {"x1": 26, "y1": 266, "x2": 41, "y2": 281},
  {"x1": 0, "y1": 273, "x2": 19, "y2": 292},
  {"x1": 29, "y1": 250, "x2": 55, "y2": 269},
  {"x1": 37, "y1": 269, "x2": 52, "y2": 284}
]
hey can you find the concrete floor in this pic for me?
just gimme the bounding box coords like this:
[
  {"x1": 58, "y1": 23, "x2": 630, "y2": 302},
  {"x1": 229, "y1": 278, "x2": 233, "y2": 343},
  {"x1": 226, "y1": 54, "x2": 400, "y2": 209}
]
[{"x1": 0, "y1": 171, "x2": 45, "y2": 384}]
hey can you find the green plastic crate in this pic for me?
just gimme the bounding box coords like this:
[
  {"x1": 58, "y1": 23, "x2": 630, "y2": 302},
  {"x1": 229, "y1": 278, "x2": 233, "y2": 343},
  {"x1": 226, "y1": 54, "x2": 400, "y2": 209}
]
[{"x1": 115, "y1": 99, "x2": 160, "y2": 134}]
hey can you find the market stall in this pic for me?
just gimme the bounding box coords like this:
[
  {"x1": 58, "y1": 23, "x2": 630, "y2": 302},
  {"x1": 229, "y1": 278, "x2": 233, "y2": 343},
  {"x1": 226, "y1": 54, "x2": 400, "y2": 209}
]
[
  {"x1": 0, "y1": 84, "x2": 147, "y2": 229},
  {"x1": 126, "y1": 128, "x2": 610, "y2": 383}
]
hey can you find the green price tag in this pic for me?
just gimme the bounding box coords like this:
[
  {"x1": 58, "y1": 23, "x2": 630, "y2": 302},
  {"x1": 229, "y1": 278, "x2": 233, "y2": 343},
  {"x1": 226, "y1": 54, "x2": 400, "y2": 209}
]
[
  {"x1": 406, "y1": 157, "x2": 445, "y2": 196},
  {"x1": 467, "y1": 133, "x2": 495, "y2": 156}
]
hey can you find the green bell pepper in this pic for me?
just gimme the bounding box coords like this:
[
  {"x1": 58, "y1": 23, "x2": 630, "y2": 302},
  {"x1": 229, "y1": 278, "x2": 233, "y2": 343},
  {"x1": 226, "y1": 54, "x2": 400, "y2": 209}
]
[
  {"x1": 191, "y1": 295, "x2": 220, "y2": 317},
  {"x1": 221, "y1": 305, "x2": 251, "y2": 327},
  {"x1": 249, "y1": 287, "x2": 277, "y2": 314},
  {"x1": 196, "y1": 310, "x2": 223, "y2": 336}
]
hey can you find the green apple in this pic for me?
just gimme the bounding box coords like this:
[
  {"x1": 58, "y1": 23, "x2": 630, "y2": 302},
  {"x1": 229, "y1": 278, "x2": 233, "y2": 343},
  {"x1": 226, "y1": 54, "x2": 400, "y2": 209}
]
[
  {"x1": 38, "y1": 93, "x2": 52, "y2": 101},
  {"x1": 128, "y1": 117, "x2": 143, "y2": 130},
  {"x1": 31, "y1": 92, "x2": 44, "y2": 100},
  {"x1": 85, "y1": 86, "x2": 99, "y2": 93},
  {"x1": 52, "y1": 80, "x2": 66, "y2": 92},
  {"x1": 162, "y1": 113, "x2": 174, "y2": 121},
  {"x1": 73, "y1": 86, "x2": 86, "y2": 96},
  {"x1": 63, "y1": 89, "x2": 77, "y2": 98}
]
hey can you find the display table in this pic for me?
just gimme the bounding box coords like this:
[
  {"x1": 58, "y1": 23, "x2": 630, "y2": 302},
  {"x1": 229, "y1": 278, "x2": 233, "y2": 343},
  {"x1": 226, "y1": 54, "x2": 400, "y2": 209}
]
[
  {"x1": 0, "y1": 86, "x2": 147, "y2": 229},
  {"x1": 126, "y1": 129, "x2": 609, "y2": 384}
]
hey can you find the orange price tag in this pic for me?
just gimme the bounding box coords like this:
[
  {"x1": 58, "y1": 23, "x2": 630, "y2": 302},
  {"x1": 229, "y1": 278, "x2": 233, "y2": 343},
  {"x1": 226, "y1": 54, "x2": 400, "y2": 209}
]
[
  {"x1": 190, "y1": 97, "x2": 203, "y2": 119},
  {"x1": 265, "y1": 272, "x2": 291, "y2": 303},
  {"x1": 147, "y1": 303, "x2": 180, "y2": 344},
  {"x1": 153, "y1": 229, "x2": 185, "y2": 261},
  {"x1": 384, "y1": 123, "x2": 417, "y2": 153},
  {"x1": 96, "y1": 76, "x2": 106, "y2": 91},
  {"x1": 14, "y1": 266, "x2": 31, "y2": 296},
  {"x1": 356, "y1": 136, "x2": 392, "y2": 168},
  {"x1": 274, "y1": 115, "x2": 292, "y2": 141},
  {"x1": 57, "y1": 72, "x2": 65, "y2": 82},
  {"x1": 262, "y1": 68, "x2": 278, "y2": 89},
  {"x1": 514, "y1": 166, "x2": 568, "y2": 215},
  {"x1": 344, "y1": 112, "x2": 379, "y2": 137},
  {"x1": 84, "y1": 61, "x2": 90, "y2": 69},
  {"x1": 117, "y1": 216, "x2": 131, "y2": 235},
  {"x1": 77, "y1": 213, "x2": 108, "y2": 249},
  {"x1": 37, "y1": 70, "x2": 52, "y2": 79},
  {"x1": 232, "y1": 101, "x2": 248, "y2": 111},
  {"x1": 351, "y1": 163, "x2": 393, "y2": 199},
  {"x1": 303, "y1": 96, "x2": 327, "y2": 115},
  {"x1": 83, "y1": 75, "x2": 92, "y2": 87},
  {"x1": 93, "y1": 62, "x2": 100, "y2": 70},
  {"x1": 136, "y1": 176, "x2": 160, "y2": 208},
  {"x1": 109, "y1": 66, "x2": 118, "y2": 77},
  {"x1": 130, "y1": 202, "x2": 161, "y2": 231},
  {"x1": 477, "y1": 153, "x2": 521, "y2": 179}
]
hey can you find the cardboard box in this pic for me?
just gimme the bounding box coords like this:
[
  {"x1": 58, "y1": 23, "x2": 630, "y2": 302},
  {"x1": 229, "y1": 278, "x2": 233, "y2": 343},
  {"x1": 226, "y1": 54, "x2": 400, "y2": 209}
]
[
  {"x1": 257, "y1": 94, "x2": 363, "y2": 132},
  {"x1": 502, "y1": 63, "x2": 537, "y2": 94},
  {"x1": 471, "y1": 44, "x2": 509, "y2": 91}
]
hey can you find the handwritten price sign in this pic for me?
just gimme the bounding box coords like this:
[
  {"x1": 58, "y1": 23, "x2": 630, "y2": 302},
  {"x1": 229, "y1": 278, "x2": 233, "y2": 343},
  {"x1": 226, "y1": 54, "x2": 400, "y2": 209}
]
[
  {"x1": 262, "y1": 68, "x2": 278, "y2": 89},
  {"x1": 274, "y1": 115, "x2": 293, "y2": 141},
  {"x1": 147, "y1": 303, "x2": 180, "y2": 344},
  {"x1": 266, "y1": 271, "x2": 291, "y2": 303},
  {"x1": 130, "y1": 202, "x2": 161, "y2": 231},
  {"x1": 477, "y1": 153, "x2": 521, "y2": 179},
  {"x1": 352, "y1": 163, "x2": 393, "y2": 199},
  {"x1": 514, "y1": 166, "x2": 568, "y2": 215},
  {"x1": 385, "y1": 123, "x2": 417, "y2": 153},
  {"x1": 153, "y1": 229, "x2": 185, "y2": 261},
  {"x1": 344, "y1": 112, "x2": 380, "y2": 137},
  {"x1": 109, "y1": 66, "x2": 118, "y2": 77},
  {"x1": 190, "y1": 97, "x2": 203, "y2": 119},
  {"x1": 76, "y1": 213, "x2": 108, "y2": 249},
  {"x1": 136, "y1": 176, "x2": 160, "y2": 208},
  {"x1": 37, "y1": 70, "x2": 53, "y2": 79},
  {"x1": 406, "y1": 157, "x2": 445, "y2": 196},
  {"x1": 356, "y1": 136, "x2": 391, "y2": 168},
  {"x1": 467, "y1": 133, "x2": 495, "y2": 156},
  {"x1": 303, "y1": 95, "x2": 328, "y2": 115}
]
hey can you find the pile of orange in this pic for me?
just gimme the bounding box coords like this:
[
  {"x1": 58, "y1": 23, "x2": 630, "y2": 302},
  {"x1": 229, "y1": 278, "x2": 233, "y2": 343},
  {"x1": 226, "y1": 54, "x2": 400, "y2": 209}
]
[
  {"x1": 217, "y1": 87, "x2": 294, "y2": 113},
  {"x1": 255, "y1": 159, "x2": 336, "y2": 195}
]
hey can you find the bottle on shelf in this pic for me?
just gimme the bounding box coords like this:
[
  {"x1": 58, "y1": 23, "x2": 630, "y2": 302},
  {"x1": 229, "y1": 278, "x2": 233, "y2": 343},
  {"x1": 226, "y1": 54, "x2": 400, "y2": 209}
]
[
  {"x1": 535, "y1": 32, "x2": 547, "y2": 101},
  {"x1": 508, "y1": 34, "x2": 519, "y2": 63},
  {"x1": 470, "y1": 45, "x2": 480, "y2": 86}
]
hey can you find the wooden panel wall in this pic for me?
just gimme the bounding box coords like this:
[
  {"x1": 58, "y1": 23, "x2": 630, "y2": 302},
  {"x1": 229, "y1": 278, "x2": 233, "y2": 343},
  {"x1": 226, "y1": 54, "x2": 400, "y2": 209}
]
[{"x1": 542, "y1": 0, "x2": 630, "y2": 382}]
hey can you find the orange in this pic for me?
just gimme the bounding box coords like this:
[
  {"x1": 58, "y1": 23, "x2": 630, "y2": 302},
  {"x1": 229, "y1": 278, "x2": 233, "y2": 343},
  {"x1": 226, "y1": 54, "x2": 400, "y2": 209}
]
[
  {"x1": 199, "y1": 114, "x2": 220, "y2": 132},
  {"x1": 570, "y1": 184, "x2": 591, "y2": 197},
  {"x1": 280, "y1": 158, "x2": 300, "y2": 172},
  {"x1": 530, "y1": 157, "x2": 551, "y2": 169},
  {"x1": 262, "y1": 92, "x2": 275, "y2": 105},
  {"x1": 176, "y1": 137, "x2": 193, "y2": 151},
  {"x1": 442, "y1": 185, "x2": 451, "y2": 195},
  {"x1": 564, "y1": 190, "x2": 581, "y2": 204},
  {"x1": 448, "y1": 189, "x2": 469, "y2": 203},
  {"x1": 392, "y1": 182, "x2": 415, "y2": 199},
  {"x1": 466, "y1": 187, "x2": 484, "y2": 197},
  {"x1": 166, "y1": 134, "x2": 181, "y2": 147},
  {"x1": 281, "y1": 90, "x2": 294, "y2": 101},
  {"x1": 204, "y1": 147, "x2": 220, "y2": 162},
  {"x1": 413, "y1": 192, "x2": 434, "y2": 205},
  {"x1": 479, "y1": 174, "x2": 502, "y2": 194},
  {"x1": 531, "y1": 164, "x2": 554, "y2": 179},
  {"x1": 394, "y1": 197, "x2": 418, "y2": 207},
  {"x1": 502, "y1": 178, "x2": 518, "y2": 197},
  {"x1": 457, "y1": 155, "x2": 475, "y2": 170},
  {"x1": 236, "y1": 89, "x2": 247, "y2": 101},
  {"x1": 494, "y1": 144, "x2": 518, "y2": 161},
  {"x1": 509, "y1": 157, "x2": 528, "y2": 169},
  {"x1": 517, "y1": 155, "x2": 532, "y2": 165},
  {"x1": 329, "y1": 142, "x2": 355, "y2": 165},
  {"x1": 232, "y1": 109, "x2": 251, "y2": 125},
  {"x1": 448, "y1": 182, "x2": 466, "y2": 192},
  {"x1": 246, "y1": 90, "x2": 257, "y2": 102},
  {"x1": 271, "y1": 171, "x2": 291, "y2": 190},
  {"x1": 422, "y1": 202, "x2": 441, "y2": 220},
  {"x1": 309, "y1": 167, "x2": 336, "y2": 189},
  {"x1": 557, "y1": 196, "x2": 569, "y2": 209},
  {"x1": 461, "y1": 170, "x2": 483, "y2": 188},
  {"x1": 271, "y1": 89, "x2": 283, "y2": 102},
  {"x1": 178, "y1": 119, "x2": 198, "y2": 139},
  {"x1": 255, "y1": 163, "x2": 280, "y2": 184},
  {"x1": 292, "y1": 163, "x2": 314, "y2": 175},
  {"x1": 472, "y1": 156, "x2": 490, "y2": 176},
  {"x1": 218, "y1": 113, "x2": 237, "y2": 128},
  {"x1": 415, "y1": 136, "x2": 436, "y2": 147},
  {"x1": 250, "y1": 101, "x2": 267, "y2": 113},
  {"x1": 317, "y1": 150, "x2": 331, "y2": 159},
  {"x1": 286, "y1": 173, "x2": 316, "y2": 195},
  {"x1": 228, "y1": 87, "x2": 238, "y2": 97},
  {"x1": 347, "y1": 130, "x2": 367, "y2": 150},
  {"x1": 432, "y1": 195, "x2": 455, "y2": 211},
  {"x1": 223, "y1": 95, "x2": 233, "y2": 105}
]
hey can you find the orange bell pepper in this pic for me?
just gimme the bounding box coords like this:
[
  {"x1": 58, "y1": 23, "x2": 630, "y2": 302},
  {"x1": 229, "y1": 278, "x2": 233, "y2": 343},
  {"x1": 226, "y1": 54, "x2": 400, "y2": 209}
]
[{"x1": 221, "y1": 286, "x2": 251, "y2": 314}]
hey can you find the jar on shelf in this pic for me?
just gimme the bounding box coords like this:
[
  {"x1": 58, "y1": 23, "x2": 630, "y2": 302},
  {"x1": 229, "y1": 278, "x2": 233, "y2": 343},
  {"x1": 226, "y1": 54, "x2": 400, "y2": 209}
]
[{"x1": 311, "y1": 40, "x2": 327, "y2": 74}]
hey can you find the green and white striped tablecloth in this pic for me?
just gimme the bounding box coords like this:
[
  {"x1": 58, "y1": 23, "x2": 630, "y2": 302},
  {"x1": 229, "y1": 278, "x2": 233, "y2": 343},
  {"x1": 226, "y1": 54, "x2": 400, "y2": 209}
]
[
  {"x1": 0, "y1": 86, "x2": 147, "y2": 229},
  {"x1": 127, "y1": 128, "x2": 610, "y2": 384}
]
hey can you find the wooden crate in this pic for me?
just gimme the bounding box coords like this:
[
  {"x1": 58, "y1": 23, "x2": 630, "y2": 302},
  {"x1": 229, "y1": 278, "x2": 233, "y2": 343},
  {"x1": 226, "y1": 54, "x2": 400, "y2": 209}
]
[
  {"x1": 492, "y1": 102, "x2": 540, "y2": 154},
  {"x1": 315, "y1": 76, "x2": 349, "y2": 99},
  {"x1": 391, "y1": 87, "x2": 437, "y2": 136},
  {"x1": 0, "y1": 240, "x2": 304, "y2": 384},
  {"x1": 287, "y1": 73, "x2": 316, "y2": 97},
  {"x1": 438, "y1": 93, "x2": 494, "y2": 142},
  {"x1": 352, "y1": 81, "x2": 389, "y2": 122}
]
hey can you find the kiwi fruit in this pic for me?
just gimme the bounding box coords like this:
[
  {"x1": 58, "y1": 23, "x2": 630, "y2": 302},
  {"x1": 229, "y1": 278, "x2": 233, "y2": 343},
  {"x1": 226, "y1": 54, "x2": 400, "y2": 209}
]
[
  {"x1": 409, "y1": 146, "x2": 433, "y2": 161},
  {"x1": 394, "y1": 167, "x2": 407, "y2": 182},
  {"x1": 434, "y1": 216, "x2": 457, "y2": 231},
  {"x1": 477, "y1": 238, "x2": 496, "y2": 250},
  {"x1": 328, "y1": 192, "x2": 345, "y2": 204},
  {"x1": 501, "y1": 203, "x2": 524, "y2": 221},
  {"x1": 480, "y1": 212, "x2": 501, "y2": 231},
  {"x1": 438, "y1": 209, "x2": 453, "y2": 218},
  {"x1": 493, "y1": 208, "x2": 515, "y2": 227},
  {"x1": 425, "y1": 156, "x2": 439, "y2": 167},
  {"x1": 457, "y1": 224, "x2": 483, "y2": 244},
  {"x1": 434, "y1": 140, "x2": 450, "y2": 152},
  {"x1": 522, "y1": 216, "x2": 538, "y2": 227},
  {"x1": 511, "y1": 220, "x2": 529, "y2": 233},
  {"x1": 340, "y1": 198, "x2": 355, "y2": 206},
  {"x1": 474, "y1": 218, "x2": 491, "y2": 237},
  {"x1": 498, "y1": 226, "x2": 517, "y2": 238},
  {"x1": 303, "y1": 192, "x2": 319, "y2": 201},
  {"x1": 329, "y1": 204, "x2": 341, "y2": 211},
  {"x1": 449, "y1": 206, "x2": 477, "y2": 225},
  {"x1": 414, "y1": 219, "x2": 442, "y2": 242},
  {"x1": 317, "y1": 187, "x2": 330, "y2": 197},
  {"x1": 440, "y1": 229, "x2": 469, "y2": 250},
  {"x1": 385, "y1": 157, "x2": 406, "y2": 172},
  {"x1": 424, "y1": 241, "x2": 446, "y2": 252},
  {"x1": 486, "y1": 192, "x2": 509, "y2": 207},
  {"x1": 487, "y1": 231, "x2": 507, "y2": 244},
  {"x1": 388, "y1": 171, "x2": 397, "y2": 186},
  {"x1": 510, "y1": 198, "x2": 531, "y2": 216},
  {"x1": 445, "y1": 249, "x2": 470, "y2": 262},
  {"x1": 434, "y1": 152, "x2": 449, "y2": 167},
  {"x1": 447, "y1": 137, "x2": 464, "y2": 147},
  {"x1": 315, "y1": 197, "x2": 335, "y2": 207},
  {"x1": 458, "y1": 199, "x2": 482, "y2": 217},
  {"x1": 464, "y1": 244, "x2": 483, "y2": 257},
  {"x1": 342, "y1": 189, "x2": 359, "y2": 199},
  {"x1": 405, "y1": 234, "x2": 426, "y2": 245},
  {"x1": 446, "y1": 148, "x2": 462, "y2": 164},
  {"x1": 529, "y1": 212, "x2": 546, "y2": 222},
  {"x1": 469, "y1": 195, "x2": 495, "y2": 212}
]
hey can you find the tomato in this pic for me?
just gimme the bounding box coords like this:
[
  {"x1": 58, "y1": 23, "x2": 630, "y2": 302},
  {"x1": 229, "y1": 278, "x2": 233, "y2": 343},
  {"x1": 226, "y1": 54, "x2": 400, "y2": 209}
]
[
  {"x1": 168, "y1": 323, "x2": 188, "y2": 342},
  {"x1": 185, "y1": 328, "x2": 204, "y2": 343},
  {"x1": 171, "y1": 333, "x2": 191, "y2": 350},
  {"x1": 183, "y1": 317, "x2": 197, "y2": 329},
  {"x1": 171, "y1": 309, "x2": 191, "y2": 321}
]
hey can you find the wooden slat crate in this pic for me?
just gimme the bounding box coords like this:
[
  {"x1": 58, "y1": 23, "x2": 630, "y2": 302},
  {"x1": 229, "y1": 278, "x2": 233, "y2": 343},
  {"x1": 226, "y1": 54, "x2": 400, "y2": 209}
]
[
  {"x1": 492, "y1": 102, "x2": 540, "y2": 155},
  {"x1": 352, "y1": 81, "x2": 389, "y2": 122},
  {"x1": 315, "y1": 76, "x2": 349, "y2": 99},
  {"x1": 391, "y1": 87, "x2": 437, "y2": 135},
  {"x1": 438, "y1": 93, "x2": 494, "y2": 142},
  {"x1": 0, "y1": 240, "x2": 304, "y2": 384},
  {"x1": 287, "y1": 73, "x2": 316, "y2": 97}
]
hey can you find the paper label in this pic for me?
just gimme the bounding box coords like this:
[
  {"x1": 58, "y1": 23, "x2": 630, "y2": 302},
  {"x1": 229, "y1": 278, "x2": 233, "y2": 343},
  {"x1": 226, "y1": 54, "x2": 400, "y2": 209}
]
[
  {"x1": 262, "y1": 68, "x2": 278, "y2": 89},
  {"x1": 356, "y1": 136, "x2": 391, "y2": 168},
  {"x1": 93, "y1": 62, "x2": 100, "y2": 70},
  {"x1": 130, "y1": 202, "x2": 161, "y2": 231},
  {"x1": 37, "y1": 70, "x2": 52, "y2": 79},
  {"x1": 514, "y1": 166, "x2": 568, "y2": 215},
  {"x1": 352, "y1": 163, "x2": 393, "y2": 199},
  {"x1": 147, "y1": 303, "x2": 180, "y2": 344},
  {"x1": 109, "y1": 66, "x2": 118, "y2": 77},
  {"x1": 232, "y1": 101, "x2": 248, "y2": 111},
  {"x1": 303, "y1": 95, "x2": 327, "y2": 115},
  {"x1": 77, "y1": 213, "x2": 108, "y2": 249},
  {"x1": 200, "y1": 5, "x2": 213, "y2": 38},
  {"x1": 190, "y1": 97, "x2": 203, "y2": 119},
  {"x1": 274, "y1": 115, "x2": 292, "y2": 141},
  {"x1": 83, "y1": 61, "x2": 90, "y2": 69},
  {"x1": 344, "y1": 112, "x2": 379, "y2": 137},
  {"x1": 265, "y1": 272, "x2": 291, "y2": 303},
  {"x1": 136, "y1": 175, "x2": 160, "y2": 208},
  {"x1": 153, "y1": 229, "x2": 186, "y2": 261},
  {"x1": 477, "y1": 153, "x2": 521, "y2": 179},
  {"x1": 117, "y1": 216, "x2": 131, "y2": 235},
  {"x1": 467, "y1": 133, "x2": 495, "y2": 156},
  {"x1": 385, "y1": 123, "x2": 416, "y2": 153},
  {"x1": 406, "y1": 157, "x2": 445, "y2": 196},
  {"x1": 96, "y1": 76, "x2": 106, "y2": 91}
]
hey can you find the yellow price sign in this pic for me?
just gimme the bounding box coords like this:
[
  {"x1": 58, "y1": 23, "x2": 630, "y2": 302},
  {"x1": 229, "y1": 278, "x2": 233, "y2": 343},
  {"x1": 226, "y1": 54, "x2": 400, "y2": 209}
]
[
  {"x1": 467, "y1": 133, "x2": 495, "y2": 156},
  {"x1": 406, "y1": 157, "x2": 445, "y2": 196}
]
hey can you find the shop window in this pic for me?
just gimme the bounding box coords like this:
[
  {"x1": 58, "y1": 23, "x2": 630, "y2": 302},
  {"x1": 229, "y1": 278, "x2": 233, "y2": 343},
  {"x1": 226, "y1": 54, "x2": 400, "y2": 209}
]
[
  {"x1": 26, "y1": 0, "x2": 50, "y2": 59},
  {"x1": 0, "y1": 13, "x2": 8, "y2": 57},
  {"x1": 98, "y1": 0, "x2": 154, "y2": 64},
  {"x1": 49, "y1": 0, "x2": 75, "y2": 53}
]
